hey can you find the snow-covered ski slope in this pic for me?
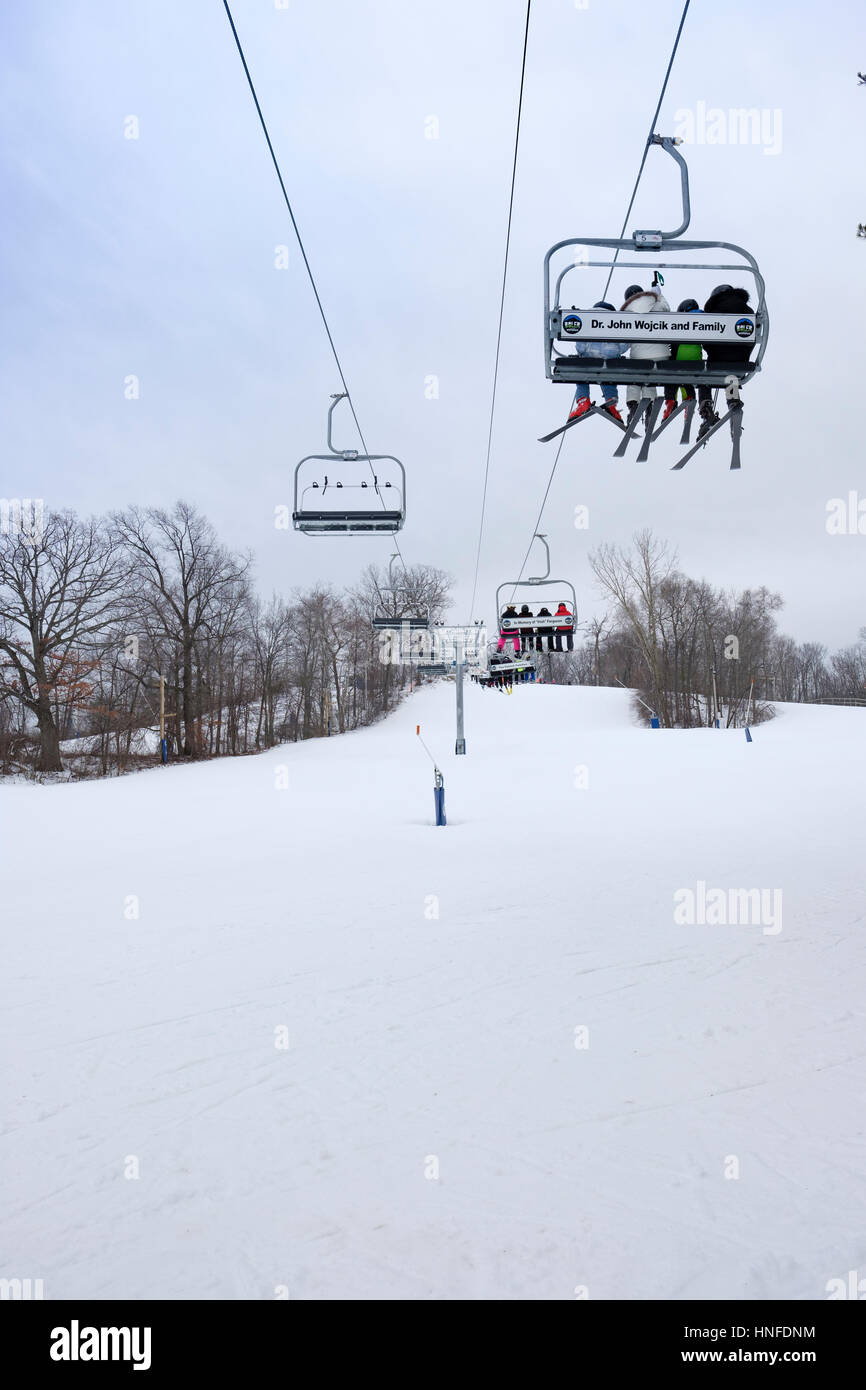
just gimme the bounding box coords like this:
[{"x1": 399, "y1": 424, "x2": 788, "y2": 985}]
[{"x1": 2, "y1": 684, "x2": 865, "y2": 1300}]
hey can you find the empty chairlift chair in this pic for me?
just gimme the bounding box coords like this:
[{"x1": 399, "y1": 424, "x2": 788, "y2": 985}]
[
  {"x1": 293, "y1": 393, "x2": 406, "y2": 534},
  {"x1": 369, "y1": 556, "x2": 431, "y2": 675}
]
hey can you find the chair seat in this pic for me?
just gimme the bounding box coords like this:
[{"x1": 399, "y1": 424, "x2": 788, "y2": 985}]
[
  {"x1": 371, "y1": 615, "x2": 429, "y2": 630},
  {"x1": 294, "y1": 510, "x2": 404, "y2": 534},
  {"x1": 554, "y1": 356, "x2": 756, "y2": 381}
]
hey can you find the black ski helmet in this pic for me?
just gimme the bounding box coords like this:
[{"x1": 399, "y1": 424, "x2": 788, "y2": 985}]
[
  {"x1": 593, "y1": 300, "x2": 616, "y2": 311},
  {"x1": 624, "y1": 284, "x2": 643, "y2": 299},
  {"x1": 677, "y1": 298, "x2": 699, "y2": 313},
  {"x1": 710, "y1": 284, "x2": 732, "y2": 297}
]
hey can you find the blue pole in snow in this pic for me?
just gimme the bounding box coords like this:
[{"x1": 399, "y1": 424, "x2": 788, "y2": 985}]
[
  {"x1": 417, "y1": 725, "x2": 446, "y2": 826},
  {"x1": 160, "y1": 737, "x2": 168, "y2": 764},
  {"x1": 744, "y1": 678, "x2": 755, "y2": 743},
  {"x1": 434, "y1": 769, "x2": 446, "y2": 826}
]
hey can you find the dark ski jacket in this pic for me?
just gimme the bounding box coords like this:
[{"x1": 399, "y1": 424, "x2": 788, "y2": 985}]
[{"x1": 703, "y1": 287, "x2": 755, "y2": 364}]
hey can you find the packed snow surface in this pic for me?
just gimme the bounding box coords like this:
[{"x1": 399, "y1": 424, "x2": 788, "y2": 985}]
[{"x1": 2, "y1": 684, "x2": 864, "y2": 1299}]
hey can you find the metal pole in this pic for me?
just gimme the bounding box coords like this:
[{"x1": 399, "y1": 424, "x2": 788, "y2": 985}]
[
  {"x1": 455, "y1": 640, "x2": 466, "y2": 755},
  {"x1": 159, "y1": 672, "x2": 168, "y2": 763},
  {"x1": 434, "y1": 767, "x2": 446, "y2": 825}
]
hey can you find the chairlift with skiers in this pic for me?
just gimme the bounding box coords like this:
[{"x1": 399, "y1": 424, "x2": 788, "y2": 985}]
[
  {"x1": 541, "y1": 137, "x2": 769, "y2": 469},
  {"x1": 495, "y1": 534, "x2": 578, "y2": 652},
  {"x1": 479, "y1": 650, "x2": 537, "y2": 689}
]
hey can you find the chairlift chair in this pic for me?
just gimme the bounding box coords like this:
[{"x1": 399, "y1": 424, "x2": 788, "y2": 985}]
[
  {"x1": 483, "y1": 649, "x2": 537, "y2": 687},
  {"x1": 293, "y1": 394, "x2": 406, "y2": 534},
  {"x1": 495, "y1": 535, "x2": 578, "y2": 649},
  {"x1": 543, "y1": 137, "x2": 769, "y2": 468},
  {"x1": 370, "y1": 553, "x2": 430, "y2": 630},
  {"x1": 371, "y1": 614, "x2": 430, "y2": 630}
]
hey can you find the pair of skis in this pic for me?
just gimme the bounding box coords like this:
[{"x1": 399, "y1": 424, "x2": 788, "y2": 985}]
[
  {"x1": 539, "y1": 393, "x2": 743, "y2": 469},
  {"x1": 671, "y1": 400, "x2": 743, "y2": 471},
  {"x1": 538, "y1": 402, "x2": 625, "y2": 444}
]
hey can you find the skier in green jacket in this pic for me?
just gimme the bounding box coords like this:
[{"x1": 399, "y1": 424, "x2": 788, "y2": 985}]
[{"x1": 661, "y1": 298, "x2": 702, "y2": 421}]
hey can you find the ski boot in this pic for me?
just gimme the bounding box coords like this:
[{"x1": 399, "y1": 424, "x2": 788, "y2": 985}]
[
  {"x1": 698, "y1": 401, "x2": 720, "y2": 440},
  {"x1": 568, "y1": 396, "x2": 592, "y2": 422}
]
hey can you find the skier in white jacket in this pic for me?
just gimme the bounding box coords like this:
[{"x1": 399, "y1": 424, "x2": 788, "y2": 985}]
[{"x1": 620, "y1": 283, "x2": 672, "y2": 424}]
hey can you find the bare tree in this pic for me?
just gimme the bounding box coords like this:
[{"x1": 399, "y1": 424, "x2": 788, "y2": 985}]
[
  {"x1": 589, "y1": 530, "x2": 677, "y2": 721},
  {"x1": 0, "y1": 511, "x2": 126, "y2": 771},
  {"x1": 113, "y1": 502, "x2": 251, "y2": 756}
]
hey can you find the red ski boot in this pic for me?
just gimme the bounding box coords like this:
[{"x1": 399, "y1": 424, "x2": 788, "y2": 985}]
[{"x1": 568, "y1": 396, "x2": 592, "y2": 422}]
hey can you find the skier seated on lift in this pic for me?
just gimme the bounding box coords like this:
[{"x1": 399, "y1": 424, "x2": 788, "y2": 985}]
[
  {"x1": 662, "y1": 298, "x2": 702, "y2": 421},
  {"x1": 497, "y1": 605, "x2": 520, "y2": 653},
  {"x1": 553, "y1": 602, "x2": 574, "y2": 652},
  {"x1": 696, "y1": 285, "x2": 756, "y2": 440},
  {"x1": 518, "y1": 604, "x2": 534, "y2": 651},
  {"x1": 621, "y1": 282, "x2": 671, "y2": 427},
  {"x1": 567, "y1": 301, "x2": 630, "y2": 423},
  {"x1": 536, "y1": 606, "x2": 554, "y2": 653}
]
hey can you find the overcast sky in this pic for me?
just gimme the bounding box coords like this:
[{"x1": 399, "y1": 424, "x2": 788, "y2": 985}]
[{"x1": 2, "y1": 0, "x2": 865, "y2": 648}]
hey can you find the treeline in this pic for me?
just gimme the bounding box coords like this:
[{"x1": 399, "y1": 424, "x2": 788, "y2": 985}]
[
  {"x1": 547, "y1": 530, "x2": 865, "y2": 727},
  {"x1": 0, "y1": 502, "x2": 450, "y2": 777}
]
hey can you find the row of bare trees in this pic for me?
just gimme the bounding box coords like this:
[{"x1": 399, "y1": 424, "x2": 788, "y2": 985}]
[
  {"x1": 549, "y1": 530, "x2": 865, "y2": 726},
  {"x1": 0, "y1": 502, "x2": 451, "y2": 776}
]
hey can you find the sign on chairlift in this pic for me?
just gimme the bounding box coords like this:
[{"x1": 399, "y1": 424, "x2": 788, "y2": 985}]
[{"x1": 554, "y1": 309, "x2": 756, "y2": 344}]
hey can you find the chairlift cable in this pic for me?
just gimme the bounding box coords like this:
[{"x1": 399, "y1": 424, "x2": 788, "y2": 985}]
[
  {"x1": 506, "y1": 434, "x2": 567, "y2": 606},
  {"x1": 222, "y1": 0, "x2": 406, "y2": 566},
  {"x1": 509, "y1": 0, "x2": 692, "y2": 604},
  {"x1": 467, "y1": 0, "x2": 532, "y2": 621},
  {"x1": 601, "y1": 0, "x2": 692, "y2": 300}
]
